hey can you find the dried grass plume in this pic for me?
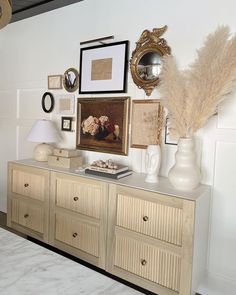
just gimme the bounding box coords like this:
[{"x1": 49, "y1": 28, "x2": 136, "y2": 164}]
[{"x1": 159, "y1": 26, "x2": 236, "y2": 138}]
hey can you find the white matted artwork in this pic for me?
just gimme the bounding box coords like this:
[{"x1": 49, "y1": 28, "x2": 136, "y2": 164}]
[
  {"x1": 131, "y1": 99, "x2": 164, "y2": 149},
  {"x1": 56, "y1": 94, "x2": 75, "y2": 115},
  {"x1": 79, "y1": 41, "x2": 128, "y2": 94}
]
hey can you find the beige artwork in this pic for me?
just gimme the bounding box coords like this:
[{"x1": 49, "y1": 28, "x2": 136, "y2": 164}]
[
  {"x1": 91, "y1": 58, "x2": 112, "y2": 80},
  {"x1": 48, "y1": 75, "x2": 62, "y2": 89},
  {"x1": 131, "y1": 100, "x2": 163, "y2": 148},
  {"x1": 59, "y1": 99, "x2": 71, "y2": 111}
]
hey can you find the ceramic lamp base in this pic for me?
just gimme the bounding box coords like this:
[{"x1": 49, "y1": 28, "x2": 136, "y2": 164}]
[{"x1": 34, "y1": 143, "x2": 53, "y2": 161}]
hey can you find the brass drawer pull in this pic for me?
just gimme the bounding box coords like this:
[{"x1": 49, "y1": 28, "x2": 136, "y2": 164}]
[
  {"x1": 24, "y1": 183, "x2": 29, "y2": 187},
  {"x1": 72, "y1": 232, "x2": 78, "y2": 238},
  {"x1": 24, "y1": 214, "x2": 29, "y2": 218},
  {"x1": 143, "y1": 216, "x2": 149, "y2": 222},
  {"x1": 141, "y1": 259, "x2": 147, "y2": 266},
  {"x1": 73, "y1": 197, "x2": 79, "y2": 201}
]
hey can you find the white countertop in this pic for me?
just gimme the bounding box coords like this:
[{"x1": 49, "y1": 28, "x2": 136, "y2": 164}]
[
  {"x1": 0, "y1": 228, "x2": 142, "y2": 295},
  {"x1": 11, "y1": 159, "x2": 211, "y2": 201}
]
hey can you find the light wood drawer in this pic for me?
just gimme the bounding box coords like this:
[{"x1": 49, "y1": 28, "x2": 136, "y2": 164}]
[
  {"x1": 11, "y1": 168, "x2": 46, "y2": 201},
  {"x1": 55, "y1": 177, "x2": 102, "y2": 219},
  {"x1": 116, "y1": 194, "x2": 183, "y2": 246},
  {"x1": 114, "y1": 235, "x2": 181, "y2": 292},
  {"x1": 11, "y1": 199, "x2": 44, "y2": 233},
  {"x1": 55, "y1": 213, "x2": 99, "y2": 257}
]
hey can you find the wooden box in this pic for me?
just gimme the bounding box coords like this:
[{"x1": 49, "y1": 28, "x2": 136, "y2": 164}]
[
  {"x1": 53, "y1": 148, "x2": 80, "y2": 158},
  {"x1": 48, "y1": 155, "x2": 82, "y2": 169}
]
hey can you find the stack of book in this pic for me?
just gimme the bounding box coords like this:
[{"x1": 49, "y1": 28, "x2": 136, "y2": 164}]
[{"x1": 85, "y1": 164, "x2": 132, "y2": 179}]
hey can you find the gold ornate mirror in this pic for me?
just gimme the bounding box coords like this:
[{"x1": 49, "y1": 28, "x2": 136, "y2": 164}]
[{"x1": 130, "y1": 26, "x2": 171, "y2": 96}]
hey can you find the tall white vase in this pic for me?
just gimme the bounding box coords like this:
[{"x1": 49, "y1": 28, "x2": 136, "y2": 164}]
[
  {"x1": 145, "y1": 144, "x2": 161, "y2": 183},
  {"x1": 168, "y1": 137, "x2": 201, "y2": 190}
]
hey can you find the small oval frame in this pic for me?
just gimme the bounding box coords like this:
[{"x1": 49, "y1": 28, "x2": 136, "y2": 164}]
[
  {"x1": 63, "y1": 68, "x2": 79, "y2": 93},
  {"x1": 41, "y1": 92, "x2": 55, "y2": 113}
]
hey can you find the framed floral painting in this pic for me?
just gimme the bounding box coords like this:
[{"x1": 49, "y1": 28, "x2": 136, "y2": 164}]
[{"x1": 77, "y1": 97, "x2": 130, "y2": 155}]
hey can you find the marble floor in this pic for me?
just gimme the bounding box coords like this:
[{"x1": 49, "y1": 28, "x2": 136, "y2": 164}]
[
  {"x1": 0, "y1": 226, "x2": 144, "y2": 295},
  {"x1": 0, "y1": 213, "x2": 150, "y2": 295}
]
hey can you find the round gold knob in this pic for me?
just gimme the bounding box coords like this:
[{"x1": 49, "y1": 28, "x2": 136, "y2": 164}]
[
  {"x1": 24, "y1": 214, "x2": 29, "y2": 218},
  {"x1": 24, "y1": 183, "x2": 29, "y2": 187},
  {"x1": 143, "y1": 216, "x2": 149, "y2": 222},
  {"x1": 72, "y1": 232, "x2": 78, "y2": 238},
  {"x1": 56, "y1": 157, "x2": 60, "y2": 161},
  {"x1": 73, "y1": 197, "x2": 79, "y2": 201},
  {"x1": 141, "y1": 259, "x2": 147, "y2": 266}
]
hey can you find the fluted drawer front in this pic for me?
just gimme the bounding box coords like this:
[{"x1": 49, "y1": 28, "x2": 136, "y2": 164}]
[
  {"x1": 117, "y1": 194, "x2": 183, "y2": 246},
  {"x1": 11, "y1": 199, "x2": 44, "y2": 233},
  {"x1": 55, "y1": 178, "x2": 101, "y2": 219},
  {"x1": 114, "y1": 236, "x2": 181, "y2": 292},
  {"x1": 12, "y1": 170, "x2": 45, "y2": 201},
  {"x1": 55, "y1": 214, "x2": 99, "y2": 257}
]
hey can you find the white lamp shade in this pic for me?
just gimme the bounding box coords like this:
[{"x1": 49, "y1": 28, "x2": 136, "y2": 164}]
[{"x1": 27, "y1": 119, "x2": 60, "y2": 143}]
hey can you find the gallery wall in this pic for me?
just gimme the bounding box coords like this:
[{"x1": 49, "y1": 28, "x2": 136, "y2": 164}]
[{"x1": 0, "y1": 0, "x2": 236, "y2": 293}]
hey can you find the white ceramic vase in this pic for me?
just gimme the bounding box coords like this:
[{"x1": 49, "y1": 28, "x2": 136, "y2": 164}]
[
  {"x1": 145, "y1": 144, "x2": 161, "y2": 183},
  {"x1": 168, "y1": 137, "x2": 201, "y2": 190}
]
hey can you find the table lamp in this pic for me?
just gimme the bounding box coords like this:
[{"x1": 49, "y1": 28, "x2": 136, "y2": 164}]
[{"x1": 27, "y1": 119, "x2": 60, "y2": 161}]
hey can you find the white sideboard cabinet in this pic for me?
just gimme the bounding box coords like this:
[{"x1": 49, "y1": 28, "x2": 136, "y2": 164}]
[{"x1": 7, "y1": 159, "x2": 211, "y2": 295}]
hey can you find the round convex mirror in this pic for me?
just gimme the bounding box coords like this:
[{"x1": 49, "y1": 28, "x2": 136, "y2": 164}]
[
  {"x1": 130, "y1": 26, "x2": 171, "y2": 96},
  {"x1": 41, "y1": 92, "x2": 55, "y2": 113},
  {"x1": 137, "y1": 51, "x2": 162, "y2": 81}
]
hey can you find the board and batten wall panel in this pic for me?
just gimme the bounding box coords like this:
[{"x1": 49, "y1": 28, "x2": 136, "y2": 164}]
[
  {"x1": 17, "y1": 89, "x2": 47, "y2": 119},
  {"x1": 209, "y1": 141, "x2": 236, "y2": 280}
]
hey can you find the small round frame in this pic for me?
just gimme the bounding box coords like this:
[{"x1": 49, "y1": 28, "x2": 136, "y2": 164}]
[
  {"x1": 130, "y1": 26, "x2": 171, "y2": 96},
  {"x1": 63, "y1": 68, "x2": 79, "y2": 93}
]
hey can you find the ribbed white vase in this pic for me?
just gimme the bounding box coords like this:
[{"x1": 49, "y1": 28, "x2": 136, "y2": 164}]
[{"x1": 168, "y1": 137, "x2": 201, "y2": 190}]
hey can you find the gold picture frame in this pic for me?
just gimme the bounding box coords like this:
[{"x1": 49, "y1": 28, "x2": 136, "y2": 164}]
[
  {"x1": 130, "y1": 26, "x2": 171, "y2": 96},
  {"x1": 48, "y1": 75, "x2": 62, "y2": 89},
  {"x1": 77, "y1": 97, "x2": 130, "y2": 155},
  {"x1": 131, "y1": 99, "x2": 164, "y2": 148}
]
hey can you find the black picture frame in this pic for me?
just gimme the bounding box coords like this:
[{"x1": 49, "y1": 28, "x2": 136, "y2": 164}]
[
  {"x1": 41, "y1": 92, "x2": 54, "y2": 113},
  {"x1": 61, "y1": 116, "x2": 73, "y2": 131},
  {"x1": 79, "y1": 40, "x2": 129, "y2": 94}
]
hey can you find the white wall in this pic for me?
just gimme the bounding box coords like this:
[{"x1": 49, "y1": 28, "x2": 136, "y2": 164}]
[{"x1": 1, "y1": 0, "x2": 236, "y2": 293}]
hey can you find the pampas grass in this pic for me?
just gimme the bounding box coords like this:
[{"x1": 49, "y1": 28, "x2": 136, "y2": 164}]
[{"x1": 159, "y1": 26, "x2": 236, "y2": 138}]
